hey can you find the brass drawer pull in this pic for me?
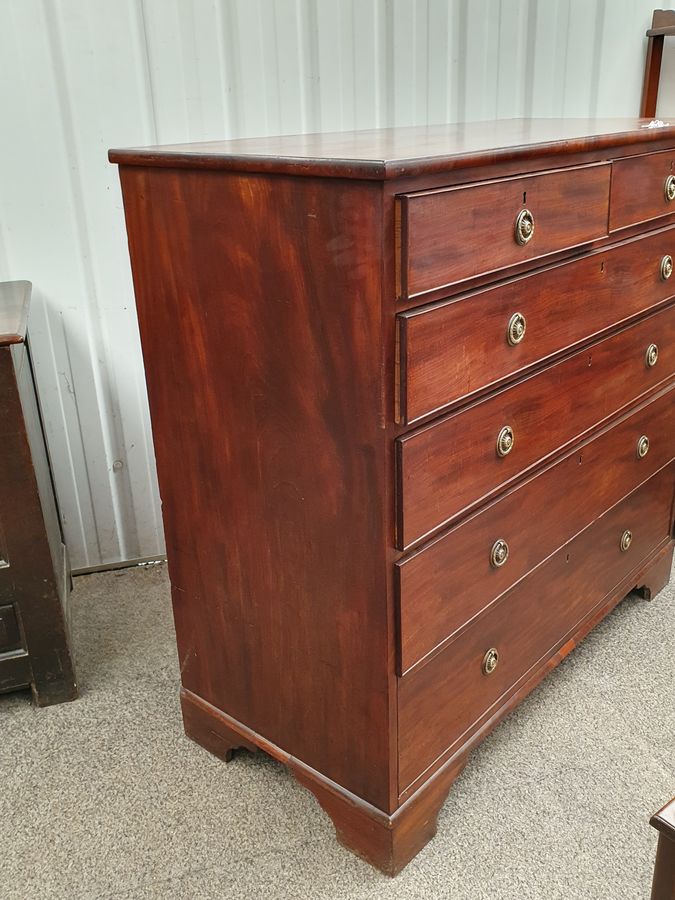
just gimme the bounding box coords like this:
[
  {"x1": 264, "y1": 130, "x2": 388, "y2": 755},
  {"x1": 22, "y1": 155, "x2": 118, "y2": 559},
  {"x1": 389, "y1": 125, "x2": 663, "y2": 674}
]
[
  {"x1": 645, "y1": 343, "x2": 659, "y2": 368},
  {"x1": 661, "y1": 255, "x2": 673, "y2": 280},
  {"x1": 665, "y1": 175, "x2": 675, "y2": 203},
  {"x1": 496, "y1": 425, "x2": 515, "y2": 457},
  {"x1": 482, "y1": 647, "x2": 499, "y2": 676},
  {"x1": 637, "y1": 435, "x2": 650, "y2": 459},
  {"x1": 514, "y1": 209, "x2": 535, "y2": 246},
  {"x1": 490, "y1": 539, "x2": 510, "y2": 568},
  {"x1": 507, "y1": 312, "x2": 527, "y2": 346},
  {"x1": 620, "y1": 529, "x2": 633, "y2": 552}
]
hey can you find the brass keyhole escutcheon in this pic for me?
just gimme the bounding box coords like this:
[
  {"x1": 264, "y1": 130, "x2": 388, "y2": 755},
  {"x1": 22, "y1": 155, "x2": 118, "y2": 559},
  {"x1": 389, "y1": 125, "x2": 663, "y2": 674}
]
[
  {"x1": 620, "y1": 530, "x2": 633, "y2": 552},
  {"x1": 507, "y1": 312, "x2": 527, "y2": 346},
  {"x1": 645, "y1": 343, "x2": 659, "y2": 368},
  {"x1": 661, "y1": 255, "x2": 673, "y2": 280},
  {"x1": 496, "y1": 425, "x2": 515, "y2": 458},
  {"x1": 482, "y1": 647, "x2": 499, "y2": 676},
  {"x1": 490, "y1": 539, "x2": 510, "y2": 568},
  {"x1": 637, "y1": 435, "x2": 650, "y2": 459},
  {"x1": 514, "y1": 208, "x2": 535, "y2": 246},
  {"x1": 665, "y1": 175, "x2": 675, "y2": 203}
]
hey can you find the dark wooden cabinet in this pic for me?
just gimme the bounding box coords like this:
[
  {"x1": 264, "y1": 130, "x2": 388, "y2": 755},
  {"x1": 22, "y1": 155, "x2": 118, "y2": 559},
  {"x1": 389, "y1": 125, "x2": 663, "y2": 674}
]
[
  {"x1": 0, "y1": 281, "x2": 76, "y2": 705},
  {"x1": 110, "y1": 118, "x2": 675, "y2": 874}
]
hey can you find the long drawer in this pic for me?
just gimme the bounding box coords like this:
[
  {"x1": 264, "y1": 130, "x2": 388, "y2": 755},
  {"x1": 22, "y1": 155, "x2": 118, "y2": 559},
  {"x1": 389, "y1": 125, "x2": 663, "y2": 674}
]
[
  {"x1": 397, "y1": 163, "x2": 610, "y2": 299},
  {"x1": 396, "y1": 385, "x2": 675, "y2": 674},
  {"x1": 398, "y1": 464, "x2": 675, "y2": 793},
  {"x1": 397, "y1": 301, "x2": 675, "y2": 549},
  {"x1": 398, "y1": 226, "x2": 675, "y2": 424},
  {"x1": 611, "y1": 149, "x2": 675, "y2": 231}
]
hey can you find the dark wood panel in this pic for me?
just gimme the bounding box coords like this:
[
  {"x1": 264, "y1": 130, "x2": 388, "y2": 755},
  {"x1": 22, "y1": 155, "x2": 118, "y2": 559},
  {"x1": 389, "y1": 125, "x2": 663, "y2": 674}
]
[
  {"x1": 399, "y1": 225, "x2": 675, "y2": 423},
  {"x1": 0, "y1": 604, "x2": 21, "y2": 652},
  {"x1": 0, "y1": 651, "x2": 31, "y2": 694},
  {"x1": 0, "y1": 342, "x2": 76, "y2": 706},
  {"x1": 118, "y1": 166, "x2": 397, "y2": 811},
  {"x1": 397, "y1": 386, "x2": 675, "y2": 673},
  {"x1": 110, "y1": 118, "x2": 675, "y2": 180},
  {"x1": 398, "y1": 465, "x2": 675, "y2": 792},
  {"x1": 611, "y1": 149, "x2": 675, "y2": 231},
  {"x1": 397, "y1": 302, "x2": 675, "y2": 549},
  {"x1": 398, "y1": 164, "x2": 610, "y2": 298}
]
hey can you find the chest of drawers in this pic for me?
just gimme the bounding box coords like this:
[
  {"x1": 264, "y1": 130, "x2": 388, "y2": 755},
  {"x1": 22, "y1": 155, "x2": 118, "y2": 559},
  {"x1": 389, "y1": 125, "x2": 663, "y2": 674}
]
[{"x1": 110, "y1": 118, "x2": 675, "y2": 875}]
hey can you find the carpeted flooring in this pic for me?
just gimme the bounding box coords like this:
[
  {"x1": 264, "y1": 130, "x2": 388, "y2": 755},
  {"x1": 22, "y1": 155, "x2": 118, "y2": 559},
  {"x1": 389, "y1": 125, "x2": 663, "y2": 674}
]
[{"x1": 1, "y1": 560, "x2": 673, "y2": 899}]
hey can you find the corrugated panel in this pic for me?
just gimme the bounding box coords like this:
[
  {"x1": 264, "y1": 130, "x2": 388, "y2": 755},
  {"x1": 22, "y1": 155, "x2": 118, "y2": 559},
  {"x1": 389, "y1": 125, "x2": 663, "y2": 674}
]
[{"x1": 0, "y1": 0, "x2": 673, "y2": 569}]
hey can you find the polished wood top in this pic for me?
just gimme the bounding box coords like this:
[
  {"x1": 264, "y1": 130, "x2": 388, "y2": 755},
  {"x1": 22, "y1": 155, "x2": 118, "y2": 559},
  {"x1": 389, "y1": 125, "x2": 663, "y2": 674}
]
[
  {"x1": 109, "y1": 117, "x2": 675, "y2": 180},
  {"x1": 0, "y1": 281, "x2": 31, "y2": 346},
  {"x1": 652, "y1": 798, "x2": 675, "y2": 840}
]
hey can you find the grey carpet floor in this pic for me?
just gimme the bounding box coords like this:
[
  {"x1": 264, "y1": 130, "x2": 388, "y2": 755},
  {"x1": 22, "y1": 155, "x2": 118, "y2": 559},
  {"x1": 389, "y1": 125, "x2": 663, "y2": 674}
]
[{"x1": 1, "y1": 561, "x2": 674, "y2": 900}]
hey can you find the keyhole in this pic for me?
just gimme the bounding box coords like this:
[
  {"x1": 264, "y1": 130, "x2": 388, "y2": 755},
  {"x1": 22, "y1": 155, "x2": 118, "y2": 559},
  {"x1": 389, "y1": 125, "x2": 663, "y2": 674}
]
[
  {"x1": 588, "y1": 354, "x2": 593, "y2": 367},
  {"x1": 600, "y1": 261, "x2": 605, "y2": 273},
  {"x1": 523, "y1": 191, "x2": 527, "y2": 204}
]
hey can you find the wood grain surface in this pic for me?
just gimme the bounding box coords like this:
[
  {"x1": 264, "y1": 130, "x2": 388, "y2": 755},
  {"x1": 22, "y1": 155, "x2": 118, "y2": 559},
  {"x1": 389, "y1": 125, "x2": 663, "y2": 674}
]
[
  {"x1": 398, "y1": 163, "x2": 610, "y2": 298},
  {"x1": 397, "y1": 301, "x2": 675, "y2": 549},
  {"x1": 399, "y1": 224, "x2": 675, "y2": 423},
  {"x1": 398, "y1": 465, "x2": 675, "y2": 792}
]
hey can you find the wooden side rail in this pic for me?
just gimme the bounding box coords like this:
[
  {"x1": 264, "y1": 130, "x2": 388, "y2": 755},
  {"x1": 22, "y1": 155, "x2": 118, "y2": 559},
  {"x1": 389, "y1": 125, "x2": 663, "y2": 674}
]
[{"x1": 641, "y1": 10, "x2": 675, "y2": 118}]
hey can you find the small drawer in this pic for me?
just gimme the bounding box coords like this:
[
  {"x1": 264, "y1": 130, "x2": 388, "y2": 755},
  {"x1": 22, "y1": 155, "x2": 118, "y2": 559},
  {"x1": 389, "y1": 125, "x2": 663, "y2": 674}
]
[
  {"x1": 397, "y1": 301, "x2": 675, "y2": 549},
  {"x1": 611, "y1": 149, "x2": 675, "y2": 231},
  {"x1": 397, "y1": 464, "x2": 674, "y2": 793},
  {"x1": 398, "y1": 226, "x2": 675, "y2": 424},
  {"x1": 0, "y1": 604, "x2": 21, "y2": 653},
  {"x1": 396, "y1": 385, "x2": 675, "y2": 674},
  {"x1": 397, "y1": 163, "x2": 610, "y2": 299}
]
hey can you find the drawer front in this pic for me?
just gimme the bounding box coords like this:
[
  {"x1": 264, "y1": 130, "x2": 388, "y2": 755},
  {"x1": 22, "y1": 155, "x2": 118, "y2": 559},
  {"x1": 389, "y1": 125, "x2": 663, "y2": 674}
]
[
  {"x1": 397, "y1": 301, "x2": 675, "y2": 549},
  {"x1": 611, "y1": 149, "x2": 675, "y2": 231},
  {"x1": 398, "y1": 464, "x2": 675, "y2": 792},
  {"x1": 0, "y1": 604, "x2": 21, "y2": 653},
  {"x1": 397, "y1": 385, "x2": 675, "y2": 674},
  {"x1": 398, "y1": 163, "x2": 610, "y2": 299},
  {"x1": 399, "y1": 226, "x2": 675, "y2": 424}
]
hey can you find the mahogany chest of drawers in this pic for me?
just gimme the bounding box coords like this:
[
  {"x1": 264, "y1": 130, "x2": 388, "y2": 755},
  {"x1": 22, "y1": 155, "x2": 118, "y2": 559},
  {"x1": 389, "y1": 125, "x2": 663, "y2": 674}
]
[{"x1": 111, "y1": 119, "x2": 675, "y2": 874}]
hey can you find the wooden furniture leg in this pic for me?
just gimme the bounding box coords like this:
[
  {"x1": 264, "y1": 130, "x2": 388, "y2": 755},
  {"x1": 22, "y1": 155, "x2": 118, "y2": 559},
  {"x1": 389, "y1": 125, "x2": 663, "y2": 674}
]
[{"x1": 651, "y1": 798, "x2": 675, "y2": 900}]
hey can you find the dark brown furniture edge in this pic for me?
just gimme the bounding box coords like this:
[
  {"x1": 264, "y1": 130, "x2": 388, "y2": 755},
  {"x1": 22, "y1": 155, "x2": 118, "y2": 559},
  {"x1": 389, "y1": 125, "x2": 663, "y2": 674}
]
[{"x1": 109, "y1": 126, "x2": 675, "y2": 180}]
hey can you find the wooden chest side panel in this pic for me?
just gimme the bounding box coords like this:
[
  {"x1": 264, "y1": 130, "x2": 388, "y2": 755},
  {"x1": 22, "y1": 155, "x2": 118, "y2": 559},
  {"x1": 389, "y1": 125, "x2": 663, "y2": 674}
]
[{"x1": 118, "y1": 167, "x2": 394, "y2": 810}]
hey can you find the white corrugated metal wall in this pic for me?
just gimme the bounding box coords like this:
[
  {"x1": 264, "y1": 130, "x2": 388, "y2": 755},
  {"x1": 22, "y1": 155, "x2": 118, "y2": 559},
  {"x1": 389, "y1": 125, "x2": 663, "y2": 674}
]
[{"x1": 1, "y1": 0, "x2": 674, "y2": 570}]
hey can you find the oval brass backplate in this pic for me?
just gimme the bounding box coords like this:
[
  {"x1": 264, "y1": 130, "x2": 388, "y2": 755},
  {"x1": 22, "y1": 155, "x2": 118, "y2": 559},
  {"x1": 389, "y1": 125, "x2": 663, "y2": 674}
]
[
  {"x1": 482, "y1": 647, "x2": 499, "y2": 676},
  {"x1": 665, "y1": 175, "x2": 675, "y2": 203},
  {"x1": 637, "y1": 435, "x2": 650, "y2": 459},
  {"x1": 661, "y1": 255, "x2": 673, "y2": 280},
  {"x1": 514, "y1": 208, "x2": 535, "y2": 246},
  {"x1": 645, "y1": 343, "x2": 659, "y2": 368},
  {"x1": 507, "y1": 312, "x2": 527, "y2": 346},
  {"x1": 490, "y1": 539, "x2": 510, "y2": 568},
  {"x1": 496, "y1": 425, "x2": 515, "y2": 458},
  {"x1": 620, "y1": 529, "x2": 633, "y2": 552}
]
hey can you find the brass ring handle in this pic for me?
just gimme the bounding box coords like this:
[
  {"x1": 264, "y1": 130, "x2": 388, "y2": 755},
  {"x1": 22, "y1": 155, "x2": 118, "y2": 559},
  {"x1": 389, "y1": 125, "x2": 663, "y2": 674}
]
[
  {"x1": 514, "y1": 209, "x2": 535, "y2": 246},
  {"x1": 490, "y1": 539, "x2": 510, "y2": 568},
  {"x1": 620, "y1": 529, "x2": 633, "y2": 552},
  {"x1": 661, "y1": 255, "x2": 673, "y2": 280},
  {"x1": 482, "y1": 647, "x2": 499, "y2": 676},
  {"x1": 507, "y1": 312, "x2": 527, "y2": 346},
  {"x1": 665, "y1": 175, "x2": 675, "y2": 203},
  {"x1": 496, "y1": 425, "x2": 515, "y2": 458},
  {"x1": 645, "y1": 343, "x2": 659, "y2": 368},
  {"x1": 636, "y1": 435, "x2": 650, "y2": 459}
]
